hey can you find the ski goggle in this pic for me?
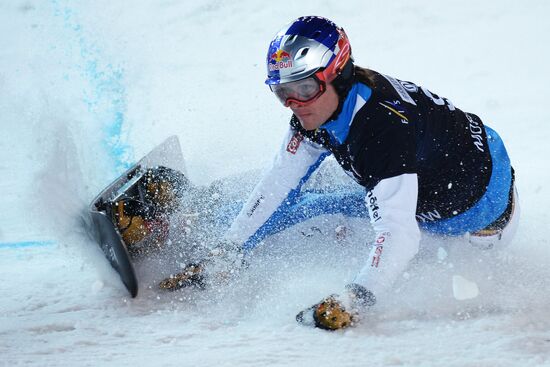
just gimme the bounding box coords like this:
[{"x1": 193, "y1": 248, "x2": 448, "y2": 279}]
[{"x1": 270, "y1": 75, "x2": 326, "y2": 107}]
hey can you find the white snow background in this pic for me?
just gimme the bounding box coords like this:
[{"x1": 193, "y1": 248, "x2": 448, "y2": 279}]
[{"x1": 1, "y1": 1, "x2": 550, "y2": 366}]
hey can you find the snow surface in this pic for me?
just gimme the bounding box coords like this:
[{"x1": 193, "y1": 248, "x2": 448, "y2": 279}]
[{"x1": 2, "y1": 1, "x2": 550, "y2": 366}]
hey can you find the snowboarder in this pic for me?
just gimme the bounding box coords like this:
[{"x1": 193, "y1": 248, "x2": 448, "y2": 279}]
[{"x1": 161, "y1": 16, "x2": 520, "y2": 330}]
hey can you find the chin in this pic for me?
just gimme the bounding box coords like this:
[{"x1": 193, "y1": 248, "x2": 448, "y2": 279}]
[{"x1": 298, "y1": 116, "x2": 322, "y2": 131}]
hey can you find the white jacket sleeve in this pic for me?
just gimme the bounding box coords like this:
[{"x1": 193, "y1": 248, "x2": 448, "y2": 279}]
[
  {"x1": 224, "y1": 128, "x2": 329, "y2": 246},
  {"x1": 353, "y1": 173, "x2": 421, "y2": 301}
]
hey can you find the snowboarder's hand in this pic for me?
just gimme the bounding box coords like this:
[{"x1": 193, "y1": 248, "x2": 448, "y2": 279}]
[
  {"x1": 296, "y1": 284, "x2": 376, "y2": 330},
  {"x1": 295, "y1": 294, "x2": 356, "y2": 330},
  {"x1": 159, "y1": 263, "x2": 205, "y2": 290},
  {"x1": 313, "y1": 295, "x2": 355, "y2": 330},
  {"x1": 158, "y1": 240, "x2": 245, "y2": 291}
]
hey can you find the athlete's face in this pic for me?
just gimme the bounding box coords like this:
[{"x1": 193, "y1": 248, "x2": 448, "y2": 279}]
[{"x1": 288, "y1": 82, "x2": 339, "y2": 131}]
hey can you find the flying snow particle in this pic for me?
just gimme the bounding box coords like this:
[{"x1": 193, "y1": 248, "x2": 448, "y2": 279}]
[
  {"x1": 335, "y1": 225, "x2": 348, "y2": 241},
  {"x1": 91, "y1": 280, "x2": 104, "y2": 294},
  {"x1": 452, "y1": 275, "x2": 479, "y2": 300},
  {"x1": 437, "y1": 247, "x2": 448, "y2": 261}
]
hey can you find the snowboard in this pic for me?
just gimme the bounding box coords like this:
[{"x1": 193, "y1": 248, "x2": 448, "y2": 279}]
[{"x1": 87, "y1": 136, "x2": 187, "y2": 297}]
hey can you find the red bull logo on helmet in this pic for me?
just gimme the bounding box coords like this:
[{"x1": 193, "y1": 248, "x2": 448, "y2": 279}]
[{"x1": 269, "y1": 49, "x2": 293, "y2": 72}]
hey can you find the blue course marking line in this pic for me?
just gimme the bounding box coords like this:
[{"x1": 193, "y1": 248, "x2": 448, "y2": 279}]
[
  {"x1": 0, "y1": 241, "x2": 56, "y2": 250},
  {"x1": 50, "y1": 0, "x2": 134, "y2": 175}
]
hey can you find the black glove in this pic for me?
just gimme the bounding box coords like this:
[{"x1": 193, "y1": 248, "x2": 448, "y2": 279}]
[{"x1": 345, "y1": 283, "x2": 376, "y2": 308}]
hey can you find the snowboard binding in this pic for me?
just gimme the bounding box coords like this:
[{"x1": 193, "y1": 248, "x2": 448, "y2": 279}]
[{"x1": 109, "y1": 165, "x2": 189, "y2": 256}]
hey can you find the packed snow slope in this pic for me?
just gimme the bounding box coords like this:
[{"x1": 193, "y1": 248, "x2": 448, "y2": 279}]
[{"x1": 1, "y1": 1, "x2": 550, "y2": 366}]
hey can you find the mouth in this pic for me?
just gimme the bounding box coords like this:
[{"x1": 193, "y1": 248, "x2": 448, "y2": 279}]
[{"x1": 294, "y1": 110, "x2": 313, "y2": 118}]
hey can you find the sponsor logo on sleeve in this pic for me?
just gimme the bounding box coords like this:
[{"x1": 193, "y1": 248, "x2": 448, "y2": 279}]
[
  {"x1": 371, "y1": 232, "x2": 390, "y2": 268},
  {"x1": 371, "y1": 245, "x2": 383, "y2": 267},
  {"x1": 246, "y1": 195, "x2": 264, "y2": 217},
  {"x1": 366, "y1": 190, "x2": 382, "y2": 223},
  {"x1": 286, "y1": 132, "x2": 304, "y2": 154}
]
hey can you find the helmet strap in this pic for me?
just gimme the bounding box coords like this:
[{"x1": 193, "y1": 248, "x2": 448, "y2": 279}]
[{"x1": 325, "y1": 59, "x2": 355, "y2": 122}]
